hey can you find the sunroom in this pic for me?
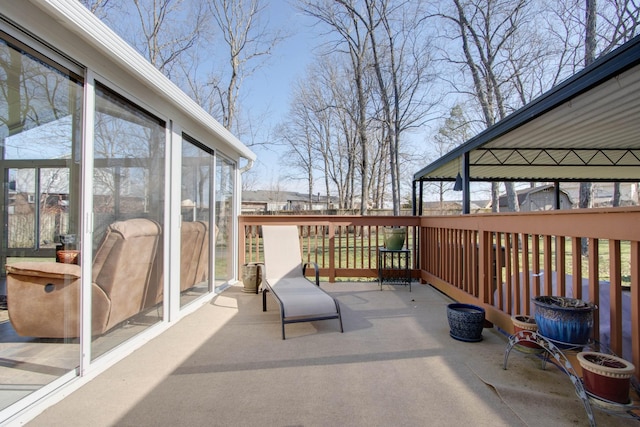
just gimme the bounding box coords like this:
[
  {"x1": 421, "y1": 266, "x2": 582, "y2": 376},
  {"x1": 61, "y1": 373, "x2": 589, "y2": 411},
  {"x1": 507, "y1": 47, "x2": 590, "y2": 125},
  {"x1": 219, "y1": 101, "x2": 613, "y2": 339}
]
[{"x1": 0, "y1": 0, "x2": 255, "y2": 422}]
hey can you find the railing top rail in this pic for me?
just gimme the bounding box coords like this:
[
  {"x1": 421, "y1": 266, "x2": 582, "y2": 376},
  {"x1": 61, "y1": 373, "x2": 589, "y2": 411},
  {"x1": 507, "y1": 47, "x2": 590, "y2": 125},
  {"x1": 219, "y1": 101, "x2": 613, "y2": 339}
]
[
  {"x1": 240, "y1": 215, "x2": 421, "y2": 227},
  {"x1": 419, "y1": 207, "x2": 640, "y2": 241}
]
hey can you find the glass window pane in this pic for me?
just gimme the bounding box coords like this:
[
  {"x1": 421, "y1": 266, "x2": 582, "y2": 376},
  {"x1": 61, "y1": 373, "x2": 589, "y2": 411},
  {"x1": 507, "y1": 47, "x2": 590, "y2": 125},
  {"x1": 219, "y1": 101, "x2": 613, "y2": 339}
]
[
  {"x1": 180, "y1": 136, "x2": 213, "y2": 307},
  {"x1": 215, "y1": 156, "x2": 235, "y2": 288},
  {"x1": 0, "y1": 36, "x2": 83, "y2": 410},
  {"x1": 91, "y1": 83, "x2": 165, "y2": 360}
]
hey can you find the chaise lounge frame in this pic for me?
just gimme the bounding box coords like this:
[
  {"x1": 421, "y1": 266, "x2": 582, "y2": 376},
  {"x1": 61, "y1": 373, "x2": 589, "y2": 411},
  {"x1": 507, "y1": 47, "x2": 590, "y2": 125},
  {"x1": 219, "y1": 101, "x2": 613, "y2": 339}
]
[{"x1": 261, "y1": 225, "x2": 344, "y2": 339}]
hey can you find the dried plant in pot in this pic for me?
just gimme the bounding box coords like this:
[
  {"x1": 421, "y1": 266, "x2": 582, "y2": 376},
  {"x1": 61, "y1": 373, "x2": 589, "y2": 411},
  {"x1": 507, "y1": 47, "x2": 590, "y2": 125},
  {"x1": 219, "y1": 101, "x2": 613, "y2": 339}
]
[
  {"x1": 532, "y1": 296, "x2": 595, "y2": 347},
  {"x1": 447, "y1": 303, "x2": 485, "y2": 342},
  {"x1": 577, "y1": 351, "x2": 635, "y2": 404},
  {"x1": 511, "y1": 314, "x2": 543, "y2": 353}
]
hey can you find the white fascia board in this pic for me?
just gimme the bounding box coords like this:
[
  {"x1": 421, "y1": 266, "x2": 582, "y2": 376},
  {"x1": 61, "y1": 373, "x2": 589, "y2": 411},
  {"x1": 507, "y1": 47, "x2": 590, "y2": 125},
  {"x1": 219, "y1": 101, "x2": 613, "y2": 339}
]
[{"x1": 30, "y1": 0, "x2": 256, "y2": 162}]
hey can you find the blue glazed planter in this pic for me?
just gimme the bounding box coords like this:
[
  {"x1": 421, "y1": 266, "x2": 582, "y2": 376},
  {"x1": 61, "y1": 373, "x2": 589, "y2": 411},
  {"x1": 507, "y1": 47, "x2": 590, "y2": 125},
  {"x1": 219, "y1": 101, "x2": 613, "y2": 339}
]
[
  {"x1": 533, "y1": 296, "x2": 595, "y2": 346},
  {"x1": 447, "y1": 303, "x2": 485, "y2": 342}
]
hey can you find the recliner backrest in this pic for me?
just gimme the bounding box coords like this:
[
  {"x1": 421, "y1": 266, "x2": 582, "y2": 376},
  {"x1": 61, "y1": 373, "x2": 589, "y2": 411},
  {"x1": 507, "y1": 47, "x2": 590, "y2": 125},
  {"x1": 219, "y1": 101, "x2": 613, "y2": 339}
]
[{"x1": 92, "y1": 218, "x2": 161, "y2": 330}]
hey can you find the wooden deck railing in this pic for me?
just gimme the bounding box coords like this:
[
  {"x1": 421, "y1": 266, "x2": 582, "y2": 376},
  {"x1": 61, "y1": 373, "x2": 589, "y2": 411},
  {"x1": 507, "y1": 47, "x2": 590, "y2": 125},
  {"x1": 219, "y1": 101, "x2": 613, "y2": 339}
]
[
  {"x1": 420, "y1": 207, "x2": 640, "y2": 374},
  {"x1": 239, "y1": 207, "x2": 640, "y2": 377},
  {"x1": 239, "y1": 215, "x2": 420, "y2": 281}
]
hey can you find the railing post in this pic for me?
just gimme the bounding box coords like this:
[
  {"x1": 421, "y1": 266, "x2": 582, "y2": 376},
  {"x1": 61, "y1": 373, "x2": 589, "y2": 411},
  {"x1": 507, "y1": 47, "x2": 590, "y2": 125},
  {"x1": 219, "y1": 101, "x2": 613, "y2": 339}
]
[
  {"x1": 631, "y1": 241, "x2": 640, "y2": 380},
  {"x1": 328, "y1": 222, "x2": 336, "y2": 283},
  {"x1": 238, "y1": 218, "x2": 246, "y2": 277},
  {"x1": 478, "y1": 231, "x2": 490, "y2": 304}
]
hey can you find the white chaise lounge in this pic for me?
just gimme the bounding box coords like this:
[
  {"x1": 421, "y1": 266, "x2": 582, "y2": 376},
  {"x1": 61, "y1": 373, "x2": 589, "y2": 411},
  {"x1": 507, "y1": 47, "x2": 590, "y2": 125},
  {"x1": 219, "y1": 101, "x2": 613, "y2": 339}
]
[{"x1": 261, "y1": 225, "x2": 344, "y2": 339}]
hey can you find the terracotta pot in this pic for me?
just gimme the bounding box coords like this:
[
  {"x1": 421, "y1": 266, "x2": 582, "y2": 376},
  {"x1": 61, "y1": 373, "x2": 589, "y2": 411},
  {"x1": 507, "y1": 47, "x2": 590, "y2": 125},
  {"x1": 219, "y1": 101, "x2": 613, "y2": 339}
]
[
  {"x1": 56, "y1": 250, "x2": 80, "y2": 264},
  {"x1": 511, "y1": 314, "x2": 542, "y2": 352},
  {"x1": 577, "y1": 351, "x2": 635, "y2": 404}
]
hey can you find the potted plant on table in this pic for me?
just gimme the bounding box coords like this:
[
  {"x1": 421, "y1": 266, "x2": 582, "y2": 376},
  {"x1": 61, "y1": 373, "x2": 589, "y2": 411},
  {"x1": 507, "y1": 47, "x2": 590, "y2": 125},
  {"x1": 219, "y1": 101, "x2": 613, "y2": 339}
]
[{"x1": 383, "y1": 226, "x2": 406, "y2": 250}]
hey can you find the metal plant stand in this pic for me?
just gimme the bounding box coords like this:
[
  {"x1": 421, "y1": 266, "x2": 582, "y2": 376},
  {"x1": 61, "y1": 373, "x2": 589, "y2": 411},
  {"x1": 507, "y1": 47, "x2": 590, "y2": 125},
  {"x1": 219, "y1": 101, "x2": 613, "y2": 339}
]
[
  {"x1": 504, "y1": 330, "x2": 640, "y2": 426},
  {"x1": 377, "y1": 247, "x2": 411, "y2": 291}
]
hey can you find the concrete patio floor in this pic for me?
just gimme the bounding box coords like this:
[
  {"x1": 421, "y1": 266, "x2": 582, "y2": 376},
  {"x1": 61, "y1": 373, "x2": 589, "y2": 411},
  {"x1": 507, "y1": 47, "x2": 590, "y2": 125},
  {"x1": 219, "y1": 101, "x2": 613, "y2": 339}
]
[{"x1": 26, "y1": 282, "x2": 639, "y2": 426}]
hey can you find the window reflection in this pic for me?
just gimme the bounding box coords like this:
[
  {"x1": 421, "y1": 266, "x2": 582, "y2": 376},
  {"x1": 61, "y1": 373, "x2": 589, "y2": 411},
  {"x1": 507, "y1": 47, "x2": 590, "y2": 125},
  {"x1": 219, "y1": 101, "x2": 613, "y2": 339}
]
[
  {"x1": 0, "y1": 34, "x2": 83, "y2": 409},
  {"x1": 215, "y1": 156, "x2": 235, "y2": 286},
  {"x1": 91, "y1": 83, "x2": 165, "y2": 359},
  {"x1": 180, "y1": 136, "x2": 213, "y2": 307}
]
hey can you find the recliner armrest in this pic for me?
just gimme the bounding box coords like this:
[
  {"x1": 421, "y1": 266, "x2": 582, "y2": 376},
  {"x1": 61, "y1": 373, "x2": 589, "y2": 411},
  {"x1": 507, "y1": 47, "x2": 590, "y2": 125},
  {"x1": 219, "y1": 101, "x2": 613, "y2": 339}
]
[{"x1": 6, "y1": 262, "x2": 81, "y2": 280}]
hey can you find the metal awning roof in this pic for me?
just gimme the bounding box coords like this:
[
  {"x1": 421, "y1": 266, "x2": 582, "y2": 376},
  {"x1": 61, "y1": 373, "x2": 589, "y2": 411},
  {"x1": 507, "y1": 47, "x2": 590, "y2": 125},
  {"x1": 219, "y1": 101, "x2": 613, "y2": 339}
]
[{"x1": 413, "y1": 35, "x2": 640, "y2": 184}]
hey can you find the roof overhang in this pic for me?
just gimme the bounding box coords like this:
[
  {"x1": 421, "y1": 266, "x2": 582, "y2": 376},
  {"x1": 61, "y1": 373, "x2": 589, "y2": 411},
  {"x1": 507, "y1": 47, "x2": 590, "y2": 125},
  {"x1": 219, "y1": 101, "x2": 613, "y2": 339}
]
[{"x1": 414, "y1": 35, "x2": 640, "y2": 183}]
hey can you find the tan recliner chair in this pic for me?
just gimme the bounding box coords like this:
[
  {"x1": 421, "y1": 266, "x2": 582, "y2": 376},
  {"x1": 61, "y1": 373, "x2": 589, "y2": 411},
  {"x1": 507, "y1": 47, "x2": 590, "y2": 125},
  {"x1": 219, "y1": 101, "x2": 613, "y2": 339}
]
[
  {"x1": 147, "y1": 221, "x2": 217, "y2": 307},
  {"x1": 6, "y1": 218, "x2": 162, "y2": 338},
  {"x1": 180, "y1": 221, "x2": 209, "y2": 292}
]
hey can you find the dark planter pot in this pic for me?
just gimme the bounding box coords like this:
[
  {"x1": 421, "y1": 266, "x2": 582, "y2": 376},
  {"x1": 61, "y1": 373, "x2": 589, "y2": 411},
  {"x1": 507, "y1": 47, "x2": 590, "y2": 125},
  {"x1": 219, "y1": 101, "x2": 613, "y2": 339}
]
[
  {"x1": 447, "y1": 303, "x2": 485, "y2": 342},
  {"x1": 577, "y1": 351, "x2": 635, "y2": 404},
  {"x1": 532, "y1": 296, "x2": 595, "y2": 346}
]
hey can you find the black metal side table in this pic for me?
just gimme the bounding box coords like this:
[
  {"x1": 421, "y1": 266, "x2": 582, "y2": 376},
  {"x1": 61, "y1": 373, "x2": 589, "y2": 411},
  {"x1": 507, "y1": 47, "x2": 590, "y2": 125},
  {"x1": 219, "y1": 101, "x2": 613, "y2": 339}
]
[{"x1": 377, "y1": 247, "x2": 411, "y2": 291}]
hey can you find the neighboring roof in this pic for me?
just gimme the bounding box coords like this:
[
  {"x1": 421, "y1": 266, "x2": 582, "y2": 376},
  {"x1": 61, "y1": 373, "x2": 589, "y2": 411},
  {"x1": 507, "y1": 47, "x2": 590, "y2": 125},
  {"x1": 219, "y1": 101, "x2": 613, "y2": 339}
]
[
  {"x1": 414, "y1": 35, "x2": 640, "y2": 183},
  {"x1": 31, "y1": 0, "x2": 256, "y2": 162},
  {"x1": 242, "y1": 190, "x2": 339, "y2": 204},
  {"x1": 496, "y1": 184, "x2": 571, "y2": 207},
  {"x1": 422, "y1": 200, "x2": 486, "y2": 211}
]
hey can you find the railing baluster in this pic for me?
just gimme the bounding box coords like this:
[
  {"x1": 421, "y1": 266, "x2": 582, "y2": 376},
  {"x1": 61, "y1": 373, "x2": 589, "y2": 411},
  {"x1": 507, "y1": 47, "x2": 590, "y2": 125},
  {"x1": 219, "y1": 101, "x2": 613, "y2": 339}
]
[
  {"x1": 543, "y1": 235, "x2": 553, "y2": 295},
  {"x1": 556, "y1": 235, "x2": 566, "y2": 296},
  {"x1": 589, "y1": 238, "x2": 600, "y2": 341},
  {"x1": 630, "y1": 241, "x2": 640, "y2": 379},
  {"x1": 571, "y1": 236, "x2": 583, "y2": 300},
  {"x1": 610, "y1": 239, "x2": 622, "y2": 355}
]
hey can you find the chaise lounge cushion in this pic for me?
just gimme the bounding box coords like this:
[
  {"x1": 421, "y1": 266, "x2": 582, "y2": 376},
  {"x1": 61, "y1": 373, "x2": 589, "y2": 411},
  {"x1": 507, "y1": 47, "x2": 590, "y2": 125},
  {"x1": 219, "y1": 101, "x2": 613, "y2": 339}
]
[{"x1": 265, "y1": 277, "x2": 341, "y2": 318}]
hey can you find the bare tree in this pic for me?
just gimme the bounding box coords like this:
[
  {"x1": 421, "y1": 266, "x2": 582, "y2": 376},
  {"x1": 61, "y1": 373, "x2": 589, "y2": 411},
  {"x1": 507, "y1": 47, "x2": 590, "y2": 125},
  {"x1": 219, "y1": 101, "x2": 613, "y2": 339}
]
[
  {"x1": 323, "y1": 57, "x2": 361, "y2": 209},
  {"x1": 276, "y1": 56, "x2": 359, "y2": 210},
  {"x1": 102, "y1": 0, "x2": 206, "y2": 78},
  {"x1": 334, "y1": 0, "x2": 437, "y2": 214},
  {"x1": 299, "y1": 0, "x2": 374, "y2": 214},
  {"x1": 79, "y1": 0, "x2": 114, "y2": 18},
  {"x1": 274, "y1": 88, "x2": 317, "y2": 208},
  {"x1": 548, "y1": 0, "x2": 640, "y2": 211},
  {"x1": 433, "y1": 105, "x2": 471, "y2": 206},
  {"x1": 435, "y1": 0, "x2": 553, "y2": 212},
  {"x1": 206, "y1": 0, "x2": 285, "y2": 133}
]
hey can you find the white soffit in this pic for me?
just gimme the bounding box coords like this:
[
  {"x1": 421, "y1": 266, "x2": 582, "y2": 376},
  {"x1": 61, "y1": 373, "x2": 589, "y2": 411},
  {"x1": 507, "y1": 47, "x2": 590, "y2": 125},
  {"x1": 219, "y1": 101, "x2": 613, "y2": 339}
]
[{"x1": 30, "y1": 0, "x2": 256, "y2": 162}]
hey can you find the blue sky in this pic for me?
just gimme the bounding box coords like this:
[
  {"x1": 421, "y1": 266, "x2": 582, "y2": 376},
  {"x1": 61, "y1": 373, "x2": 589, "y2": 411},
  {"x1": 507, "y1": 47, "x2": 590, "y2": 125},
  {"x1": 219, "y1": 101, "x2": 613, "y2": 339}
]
[
  {"x1": 247, "y1": 2, "x2": 314, "y2": 118},
  {"x1": 239, "y1": 2, "x2": 324, "y2": 190}
]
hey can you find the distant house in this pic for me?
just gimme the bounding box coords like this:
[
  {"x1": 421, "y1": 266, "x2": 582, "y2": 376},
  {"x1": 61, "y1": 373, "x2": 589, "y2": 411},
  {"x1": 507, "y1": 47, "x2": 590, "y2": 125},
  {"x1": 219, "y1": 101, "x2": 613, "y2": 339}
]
[
  {"x1": 420, "y1": 200, "x2": 488, "y2": 215},
  {"x1": 496, "y1": 185, "x2": 573, "y2": 212},
  {"x1": 242, "y1": 190, "x2": 339, "y2": 213}
]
